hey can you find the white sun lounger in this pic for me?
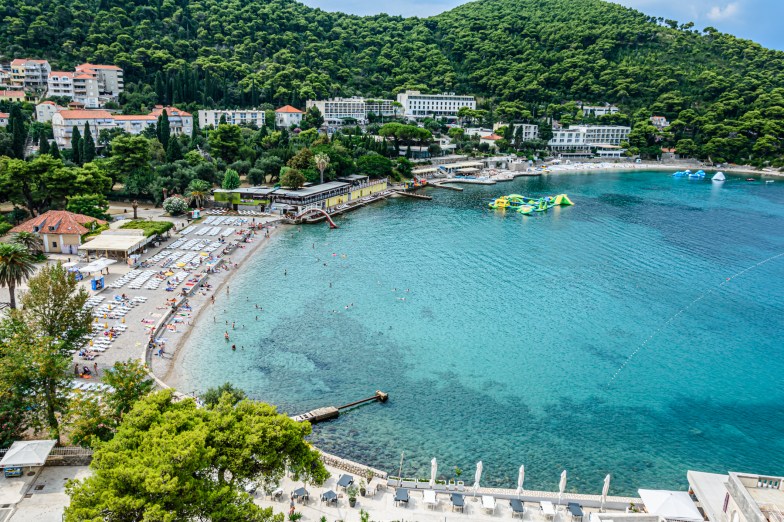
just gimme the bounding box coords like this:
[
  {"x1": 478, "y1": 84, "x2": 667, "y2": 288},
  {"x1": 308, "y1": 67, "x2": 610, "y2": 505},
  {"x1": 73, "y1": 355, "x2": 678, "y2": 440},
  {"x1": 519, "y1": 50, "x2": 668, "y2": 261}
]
[
  {"x1": 424, "y1": 490, "x2": 438, "y2": 510},
  {"x1": 541, "y1": 500, "x2": 556, "y2": 519},
  {"x1": 482, "y1": 495, "x2": 496, "y2": 513}
]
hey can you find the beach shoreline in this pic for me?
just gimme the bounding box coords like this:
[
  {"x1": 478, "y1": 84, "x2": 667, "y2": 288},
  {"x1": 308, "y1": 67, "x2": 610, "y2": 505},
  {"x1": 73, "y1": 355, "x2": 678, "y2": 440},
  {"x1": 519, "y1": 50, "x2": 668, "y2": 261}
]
[
  {"x1": 151, "y1": 223, "x2": 286, "y2": 389},
  {"x1": 539, "y1": 161, "x2": 782, "y2": 177}
]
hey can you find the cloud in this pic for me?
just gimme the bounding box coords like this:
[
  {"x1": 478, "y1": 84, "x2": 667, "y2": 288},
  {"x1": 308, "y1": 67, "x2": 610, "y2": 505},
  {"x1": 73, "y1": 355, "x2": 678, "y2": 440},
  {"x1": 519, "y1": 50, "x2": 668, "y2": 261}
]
[{"x1": 706, "y1": 2, "x2": 740, "y2": 20}]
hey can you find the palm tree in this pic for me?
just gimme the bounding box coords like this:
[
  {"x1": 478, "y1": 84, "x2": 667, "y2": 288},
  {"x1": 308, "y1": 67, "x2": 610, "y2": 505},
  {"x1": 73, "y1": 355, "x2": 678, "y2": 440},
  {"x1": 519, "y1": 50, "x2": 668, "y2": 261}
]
[
  {"x1": 10, "y1": 231, "x2": 44, "y2": 256},
  {"x1": 0, "y1": 243, "x2": 36, "y2": 309},
  {"x1": 314, "y1": 153, "x2": 330, "y2": 185},
  {"x1": 131, "y1": 200, "x2": 139, "y2": 220},
  {"x1": 187, "y1": 179, "x2": 211, "y2": 208}
]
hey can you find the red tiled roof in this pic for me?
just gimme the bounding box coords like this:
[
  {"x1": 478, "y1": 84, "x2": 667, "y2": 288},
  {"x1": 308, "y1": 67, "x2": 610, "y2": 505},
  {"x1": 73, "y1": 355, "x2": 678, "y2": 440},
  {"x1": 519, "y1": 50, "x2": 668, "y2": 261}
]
[
  {"x1": 74, "y1": 74, "x2": 95, "y2": 80},
  {"x1": 49, "y1": 71, "x2": 74, "y2": 78},
  {"x1": 481, "y1": 133, "x2": 503, "y2": 140},
  {"x1": 276, "y1": 105, "x2": 303, "y2": 114},
  {"x1": 0, "y1": 112, "x2": 9, "y2": 118},
  {"x1": 39, "y1": 100, "x2": 56, "y2": 105},
  {"x1": 0, "y1": 90, "x2": 25, "y2": 98},
  {"x1": 11, "y1": 58, "x2": 48, "y2": 66},
  {"x1": 10, "y1": 210, "x2": 107, "y2": 236},
  {"x1": 150, "y1": 105, "x2": 192, "y2": 118},
  {"x1": 77, "y1": 63, "x2": 122, "y2": 72},
  {"x1": 56, "y1": 110, "x2": 113, "y2": 120}
]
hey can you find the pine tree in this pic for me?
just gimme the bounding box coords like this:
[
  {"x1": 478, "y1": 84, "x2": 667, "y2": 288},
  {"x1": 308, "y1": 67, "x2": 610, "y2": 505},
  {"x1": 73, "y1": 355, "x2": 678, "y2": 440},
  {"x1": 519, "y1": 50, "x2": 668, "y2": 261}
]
[
  {"x1": 219, "y1": 113, "x2": 227, "y2": 125},
  {"x1": 9, "y1": 104, "x2": 27, "y2": 159},
  {"x1": 82, "y1": 122, "x2": 96, "y2": 163},
  {"x1": 166, "y1": 138, "x2": 182, "y2": 162},
  {"x1": 39, "y1": 135, "x2": 50, "y2": 155},
  {"x1": 154, "y1": 71, "x2": 166, "y2": 104},
  {"x1": 71, "y1": 125, "x2": 82, "y2": 165},
  {"x1": 157, "y1": 110, "x2": 170, "y2": 150},
  {"x1": 50, "y1": 141, "x2": 61, "y2": 159}
]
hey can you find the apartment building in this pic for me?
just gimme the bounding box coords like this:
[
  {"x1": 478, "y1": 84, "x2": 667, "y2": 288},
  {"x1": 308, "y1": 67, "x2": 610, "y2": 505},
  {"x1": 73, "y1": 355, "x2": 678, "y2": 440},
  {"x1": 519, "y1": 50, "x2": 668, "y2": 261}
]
[
  {"x1": 0, "y1": 112, "x2": 8, "y2": 127},
  {"x1": 47, "y1": 72, "x2": 74, "y2": 98},
  {"x1": 306, "y1": 97, "x2": 395, "y2": 125},
  {"x1": 75, "y1": 63, "x2": 124, "y2": 97},
  {"x1": 198, "y1": 109, "x2": 266, "y2": 128},
  {"x1": 275, "y1": 105, "x2": 304, "y2": 128},
  {"x1": 51, "y1": 105, "x2": 191, "y2": 148},
  {"x1": 10, "y1": 59, "x2": 51, "y2": 91},
  {"x1": 72, "y1": 74, "x2": 100, "y2": 108},
  {"x1": 397, "y1": 90, "x2": 476, "y2": 120},
  {"x1": 493, "y1": 122, "x2": 539, "y2": 141},
  {"x1": 51, "y1": 110, "x2": 115, "y2": 148},
  {"x1": 579, "y1": 103, "x2": 620, "y2": 117},
  {"x1": 0, "y1": 90, "x2": 26, "y2": 102}
]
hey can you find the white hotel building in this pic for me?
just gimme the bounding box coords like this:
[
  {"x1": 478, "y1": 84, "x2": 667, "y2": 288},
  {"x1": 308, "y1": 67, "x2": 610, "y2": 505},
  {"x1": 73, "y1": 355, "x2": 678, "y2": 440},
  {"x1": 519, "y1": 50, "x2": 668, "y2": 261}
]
[
  {"x1": 397, "y1": 90, "x2": 476, "y2": 120},
  {"x1": 306, "y1": 97, "x2": 396, "y2": 125},
  {"x1": 548, "y1": 125, "x2": 631, "y2": 151},
  {"x1": 198, "y1": 109, "x2": 266, "y2": 128}
]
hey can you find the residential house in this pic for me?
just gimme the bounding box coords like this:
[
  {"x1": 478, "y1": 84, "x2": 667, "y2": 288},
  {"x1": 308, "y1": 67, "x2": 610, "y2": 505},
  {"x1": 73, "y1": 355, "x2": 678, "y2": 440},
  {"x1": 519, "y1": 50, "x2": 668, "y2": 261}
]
[
  {"x1": 480, "y1": 133, "x2": 504, "y2": 149},
  {"x1": 0, "y1": 90, "x2": 26, "y2": 102},
  {"x1": 9, "y1": 210, "x2": 107, "y2": 254},
  {"x1": 47, "y1": 71, "x2": 74, "y2": 98},
  {"x1": 149, "y1": 105, "x2": 193, "y2": 136},
  {"x1": 35, "y1": 101, "x2": 66, "y2": 123},
  {"x1": 0, "y1": 112, "x2": 8, "y2": 127},
  {"x1": 275, "y1": 105, "x2": 304, "y2": 128},
  {"x1": 651, "y1": 116, "x2": 670, "y2": 129}
]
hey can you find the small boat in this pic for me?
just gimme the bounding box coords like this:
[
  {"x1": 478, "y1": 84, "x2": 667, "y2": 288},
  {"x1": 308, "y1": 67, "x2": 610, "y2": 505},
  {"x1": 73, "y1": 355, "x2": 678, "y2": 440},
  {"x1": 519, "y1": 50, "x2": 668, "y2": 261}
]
[
  {"x1": 765, "y1": 180, "x2": 774, "y2": 184},
  {"x1": 712, "y1": 172, "x2": 726, "y2": 182},
  {"x1": 746, "y1": 178, "x2": 756, "y2": 182}
]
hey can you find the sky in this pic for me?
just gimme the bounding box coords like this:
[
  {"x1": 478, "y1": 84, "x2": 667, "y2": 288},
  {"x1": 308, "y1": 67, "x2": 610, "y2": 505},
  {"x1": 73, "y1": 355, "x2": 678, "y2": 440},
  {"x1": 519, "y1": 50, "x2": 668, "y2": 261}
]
[{"x1": 299, "y1": 0, "x2": 783, "y2": 50}]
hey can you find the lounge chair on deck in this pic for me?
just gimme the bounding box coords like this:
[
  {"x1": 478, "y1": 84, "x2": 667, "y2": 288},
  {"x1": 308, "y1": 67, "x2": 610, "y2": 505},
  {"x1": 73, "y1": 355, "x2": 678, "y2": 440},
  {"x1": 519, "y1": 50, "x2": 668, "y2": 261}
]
[
  {"x1": 541, "y1": 501, "x2": 556, "y2": 520},
  {"x1": 511, "y1": 499, "x2": 525, "y2": 518},
  {"x1": 568, "y1": 502, "x2": 584, "y2": 521},
  {"x1": 394, "y1": 488, "x2": 410, "y2": 506},
  {"x1": 451, "y1": 493, "x2": 465, "y2": 512},
  {"x1": 482, "y1": 495, "x2": 496, "y2": 513},
  {"x1": 424, "y1": 490, "x2": 438, "y2": 510}
]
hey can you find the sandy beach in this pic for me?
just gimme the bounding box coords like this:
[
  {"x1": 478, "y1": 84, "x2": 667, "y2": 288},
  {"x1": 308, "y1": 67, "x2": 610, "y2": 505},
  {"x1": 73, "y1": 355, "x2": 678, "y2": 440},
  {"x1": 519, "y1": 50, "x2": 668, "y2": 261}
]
[
  {"x1": 540, "y1": 160, "x2": 782, "y2": 177},
  {"x1": 150, "y1": 222, "x2": 285, "y2": 390}
]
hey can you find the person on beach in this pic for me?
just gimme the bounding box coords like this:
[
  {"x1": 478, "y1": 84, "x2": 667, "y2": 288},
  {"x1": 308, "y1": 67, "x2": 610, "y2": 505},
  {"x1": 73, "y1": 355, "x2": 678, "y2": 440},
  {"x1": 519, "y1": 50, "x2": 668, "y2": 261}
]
[
  {"x1": 226, "y1": 285, "x2": 230, "y2": 294},
  {"x1": 224, "y1": 331, "x2": 230, "y2": 341},
  {"x1": 231, "y1": 344, "x2": 236, "y2": 351},
  {"x1": 232, "y1": 321, "x2": 235, "y2": 330},
  {"x1": 74, "y1": 363, "x2": 79, "y2": 376},
  {"x1": 94, "y1": 363, "x2": 98, "y2": 375}
]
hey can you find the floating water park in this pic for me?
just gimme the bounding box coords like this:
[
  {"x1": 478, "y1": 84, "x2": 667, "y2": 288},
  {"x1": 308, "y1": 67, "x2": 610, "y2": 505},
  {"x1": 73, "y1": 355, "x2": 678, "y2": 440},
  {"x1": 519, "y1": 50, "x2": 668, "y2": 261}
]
[
  {"x1": 672, "y1": 169, "x2": 706, "y2": 179},
  {"x1": 488, "y1": 194, "x2": 574, "y2": 214}
]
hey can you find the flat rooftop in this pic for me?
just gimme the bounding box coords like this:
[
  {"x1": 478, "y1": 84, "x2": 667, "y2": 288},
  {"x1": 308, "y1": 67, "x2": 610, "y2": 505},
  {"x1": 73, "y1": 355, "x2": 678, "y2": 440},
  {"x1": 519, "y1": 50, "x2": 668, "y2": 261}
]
[{"x1": 274, "y1": 181, "x2": 349, "y2": 198}]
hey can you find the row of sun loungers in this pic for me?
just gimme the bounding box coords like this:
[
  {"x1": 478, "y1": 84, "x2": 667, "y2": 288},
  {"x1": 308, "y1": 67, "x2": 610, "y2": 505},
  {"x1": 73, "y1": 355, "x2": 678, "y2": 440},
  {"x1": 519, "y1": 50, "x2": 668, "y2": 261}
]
[{"x1": 203, "y1": 216, "x2": 247, "y2": 225}]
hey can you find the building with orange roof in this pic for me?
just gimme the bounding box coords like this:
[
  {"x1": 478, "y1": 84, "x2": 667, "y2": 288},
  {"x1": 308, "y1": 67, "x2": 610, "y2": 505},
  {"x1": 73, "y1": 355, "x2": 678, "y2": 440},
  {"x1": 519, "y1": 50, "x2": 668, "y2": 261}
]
[
  {"x1": 0, "y1": 90, "x2": 25, "y2": 102},
  {"x1": 75, "y1": 63, "x2": 124, "y2": 97},
  {"x1": 0, "y1": 112, "x2": 8, "y2": 127},
  {"x1": 480, "y1": 133, "x2": 504, "y2": 149},
  {"x1": 10, "y1": 59, "x2": 51, "y2": 91},
  {"x1": 47, "y1": 71, "x2": 74, "y2": 98},
  {"x1": 51, "y1": 110, "x2": 115, "y2": 148},
  {"x1": 113, "y1": 114, "x2": 157, "y2": 134},
  {"x1": 10, "y1": 210, "x2": 107, "y2": 254},
  {"x1": 275, "y1": 105, "x2": 304, "y2": 128},
  {"x1": 35, "y1": 101, "x2": 67, "y2": 123},
  {"x1": 149, "y1": 105, "x2": 193, "y2": 136}
]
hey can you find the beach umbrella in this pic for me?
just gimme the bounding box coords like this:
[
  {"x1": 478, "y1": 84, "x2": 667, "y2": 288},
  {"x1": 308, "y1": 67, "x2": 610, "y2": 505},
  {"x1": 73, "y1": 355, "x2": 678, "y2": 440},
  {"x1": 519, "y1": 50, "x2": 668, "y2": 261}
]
[
  {"x1": 516, "y1": 465, "x2": 525, "y2": 498},
  {"x1": 473, "y1": 461, "x2": 483, "y2": 496},
  {"x1": 558, "y1": 470, "x2": 567, "y2": 505},
  {"x1": 601, "y1": 474, "x2": 611, "y2": 512},
  {"x1": 430, "y1": 458, "x2": 437, "y2": 488}
]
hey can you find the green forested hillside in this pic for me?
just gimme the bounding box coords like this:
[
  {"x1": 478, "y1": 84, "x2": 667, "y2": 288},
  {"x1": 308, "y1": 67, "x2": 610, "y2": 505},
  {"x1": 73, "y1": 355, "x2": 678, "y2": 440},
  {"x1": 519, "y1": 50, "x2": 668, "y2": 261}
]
[{"x1": 0, "y1": 0, "x2": 783, "y2": 164}]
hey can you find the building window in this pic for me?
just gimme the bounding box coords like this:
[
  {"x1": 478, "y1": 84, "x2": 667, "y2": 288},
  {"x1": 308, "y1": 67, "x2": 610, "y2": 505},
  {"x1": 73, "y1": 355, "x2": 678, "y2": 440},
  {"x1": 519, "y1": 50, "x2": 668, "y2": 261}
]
[{"x1": 52, "y1": 242, "x2": 57, "y2": 248}]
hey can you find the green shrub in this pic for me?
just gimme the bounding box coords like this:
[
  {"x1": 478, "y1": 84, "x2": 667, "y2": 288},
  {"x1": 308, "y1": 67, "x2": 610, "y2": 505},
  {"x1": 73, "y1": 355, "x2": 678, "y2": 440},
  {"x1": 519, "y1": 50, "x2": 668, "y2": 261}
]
[{"x1": 120, "y1": 220, "x2": 174, "y2": 237}]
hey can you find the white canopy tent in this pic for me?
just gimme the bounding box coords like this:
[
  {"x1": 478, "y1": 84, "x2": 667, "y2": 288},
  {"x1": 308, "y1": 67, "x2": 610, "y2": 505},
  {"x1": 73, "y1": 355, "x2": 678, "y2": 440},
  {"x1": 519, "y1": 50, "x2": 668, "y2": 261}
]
[
  {"x1": 78, "y1": 233, "x2": 150, "y2": 260},
  {"x1": 0, "y1": 440, "x2": 56, "y2": 468},
  {"x1": 638, "y1": 489, "x2": 704, "y2": 522},
  {"x1": 80, "y1": 258, "x2": 118, "y2": 273}
]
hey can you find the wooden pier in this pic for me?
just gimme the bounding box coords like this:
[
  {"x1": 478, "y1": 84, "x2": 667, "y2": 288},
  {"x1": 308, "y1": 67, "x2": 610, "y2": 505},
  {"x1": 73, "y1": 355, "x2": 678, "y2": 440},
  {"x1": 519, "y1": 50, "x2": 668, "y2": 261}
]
[
  {"x1": 393, "y1": 191, "x2": 433, "y2": 200},
  {"x1": 291, "y1": 390, "x2": 389, "y2": 424}
]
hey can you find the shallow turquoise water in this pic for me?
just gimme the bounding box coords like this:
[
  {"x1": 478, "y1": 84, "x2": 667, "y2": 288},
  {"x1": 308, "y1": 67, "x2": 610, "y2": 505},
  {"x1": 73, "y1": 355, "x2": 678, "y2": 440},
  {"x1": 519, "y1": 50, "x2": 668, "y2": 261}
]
[{"x1": 177, "y1": 171, "x2": 784, "y2": 495}]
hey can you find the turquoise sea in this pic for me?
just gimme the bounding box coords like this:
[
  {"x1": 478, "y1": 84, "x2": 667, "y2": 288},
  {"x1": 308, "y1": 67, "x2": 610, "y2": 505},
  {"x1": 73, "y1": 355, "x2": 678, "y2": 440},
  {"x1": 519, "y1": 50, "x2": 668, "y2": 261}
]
[{"x1": 176, "y1": 170, "x2": 784, "y2": 496}]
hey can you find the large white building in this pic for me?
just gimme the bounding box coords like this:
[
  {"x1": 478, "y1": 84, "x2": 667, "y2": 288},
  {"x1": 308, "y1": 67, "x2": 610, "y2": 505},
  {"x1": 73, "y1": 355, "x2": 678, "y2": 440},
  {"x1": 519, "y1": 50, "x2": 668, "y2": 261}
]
[
  {"x1": 198, "y1": 109, "x2": 266, "y2": 128},
  {"x1": 75, "y1": 63, "x2": 124, "y2": 97},
  {"x1": 10, "y1": 59, "x2": 51, "y2": 91},
  {"x1": 689, "y1": 471, "x2": 784, "y2": 522},
  {"x1": 51, "y1": 105, "x2": 191, "y2": 148},
  {"x1": 306, "y1": 97, "x2": 395, "y2": 125},
  {"x1": 275, "y1": 105, "x2": 304, "y2": 128},
  {"x1": 548, "y1": 125, "x2": 630, "y2": 150},
  {"x1": 494, "y1": 122, "x2": 539, "y2": 141},
  {"x1": 47, "y1": 72, "x2": 74, "y2": 99},
  {"x1": 397, "y1": 90, "x2": 476, "y2": 120},
  {"x1": 51, "y1": 110, "x2": 115, "y2": 148}
]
